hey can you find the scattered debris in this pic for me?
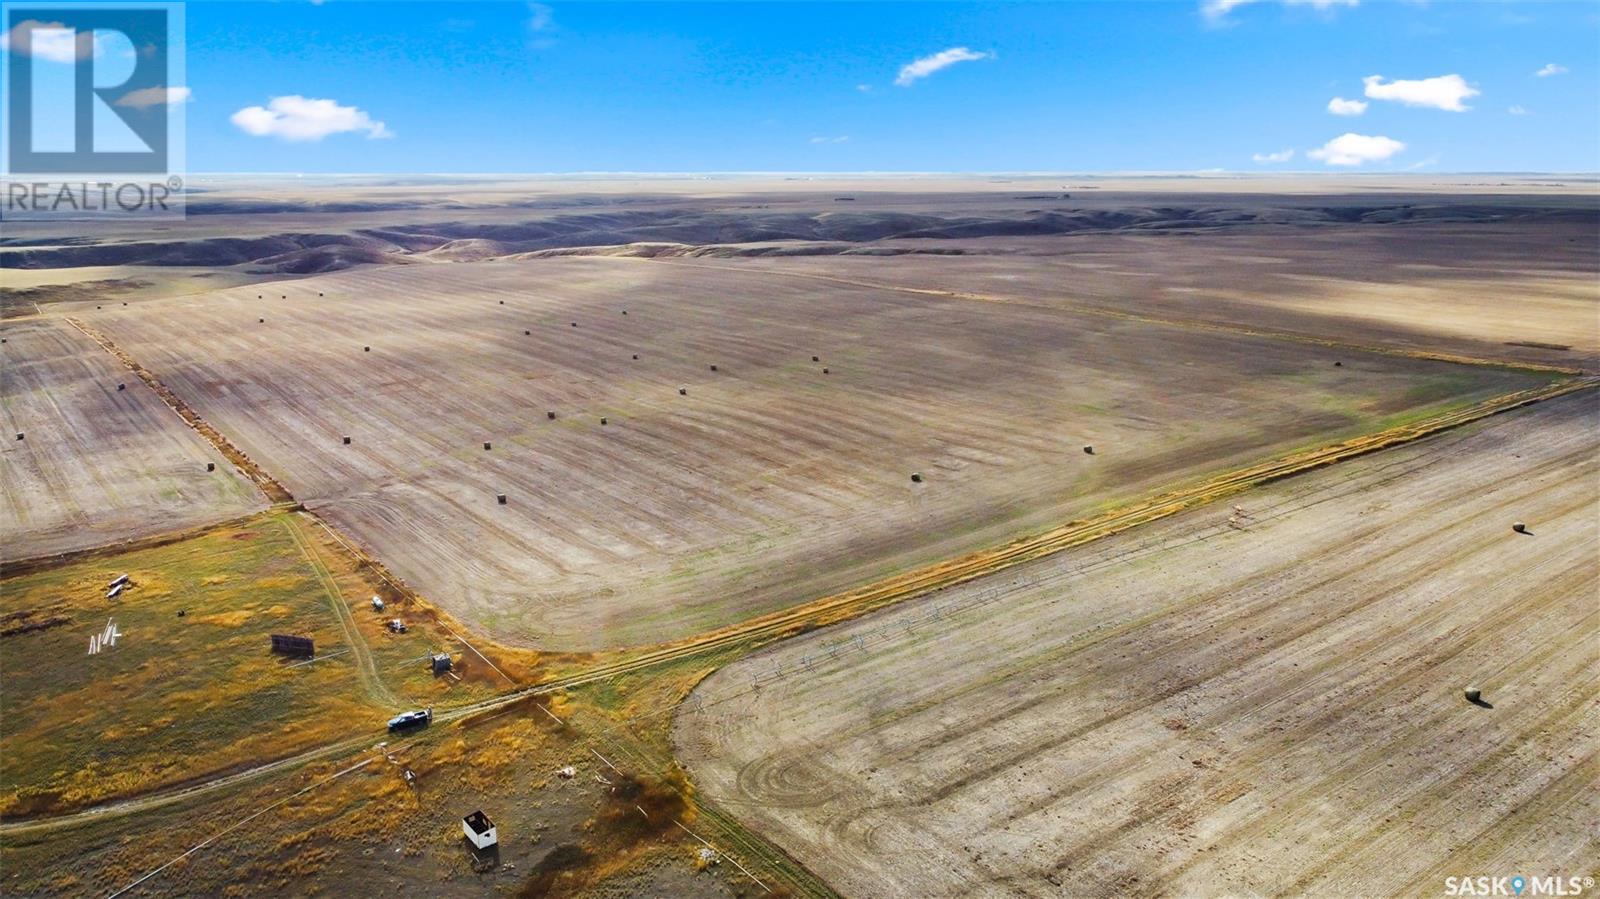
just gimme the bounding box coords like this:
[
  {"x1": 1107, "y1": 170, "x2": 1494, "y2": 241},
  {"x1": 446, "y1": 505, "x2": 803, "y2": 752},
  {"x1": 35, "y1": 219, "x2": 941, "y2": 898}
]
[
  {"x1": 557, "y1": 766, "x2": 577, "y2": 779},
  {"x1": 87, "y1": 618, "x2": 121, "y2": 655},
  {"x1": 387, "y1": 619, "x2": 408, "y2": 633}
]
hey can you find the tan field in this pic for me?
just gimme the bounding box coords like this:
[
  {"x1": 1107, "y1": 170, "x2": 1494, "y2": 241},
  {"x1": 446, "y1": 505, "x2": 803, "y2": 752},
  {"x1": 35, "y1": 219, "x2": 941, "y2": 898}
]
[
  {"x1": 0, "y1": 317, "x2": 264, "y2": 561},
  {"x1": 673, "y1": 392, "x2": 1600, "y2": 898},
  {"x1": 77, "y1": 254, "x2": 1549, "y2": 650}
]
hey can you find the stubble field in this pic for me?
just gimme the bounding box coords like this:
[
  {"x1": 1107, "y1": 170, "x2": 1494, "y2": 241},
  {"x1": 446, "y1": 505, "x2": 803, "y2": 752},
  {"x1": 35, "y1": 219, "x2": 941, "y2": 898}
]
[
  {"x1": 80, "y1": 255, "x2": 1550, "y2": 650},
  {"x1": 673, "y1": 392, "x2": 1599, "y2": 897},
  {"x1": 0, "y1": 317, "x2": 263, "y2": 561}
]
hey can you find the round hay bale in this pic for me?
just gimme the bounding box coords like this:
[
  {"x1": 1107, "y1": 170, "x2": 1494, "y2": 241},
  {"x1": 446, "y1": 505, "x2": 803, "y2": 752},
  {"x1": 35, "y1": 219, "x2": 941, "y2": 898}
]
[
  {"x1": 622, "y1": 310, "x2": 628, "y2": 315},
  {"x1": 364, "y1": 346, "x2": 370, "y2": 352},
  {"x1": 822, "y1": 367, "x2": 830, "y2": 374},
  {"x1": 679, "y1": 387, "x2": 688, "y2": 396},
  {"x1": 812, "y1": 355, "x2": 820, "y2": 362},
  {"x1": 1334, "y1": 361, "x2": 1343, "y2": 367},
  {"x1": 117, "y1": 383, "x2": 126, "y2": 391},
  {"x1": 206, "y1": 462, "x2": 216, "y2": 472},
  {"x1": 709, "y1": 364, "x2": 718, "y2": 371},
  {"x1": 497, "y1": 493, "x2": 507, "y2": 505},
  {"x1": 14, "y1": 433, "x2": 22, "y2": 441},
  {"x1": 1512, "y1": 521, "x2": 1528, "y2": 533},
  {"x1": 600, "y1": 417, "x2": 608, "y2": 425},
  {"x1": 483, "y1": 441, "x2": 492, "y2": 451},
  {"x1": 910, "y1": 473, "x2": 923, "y2": 483},
  {"x1": 499, "y1": 300, "x2": 505, "y2": 305},
  {"x1": 632, "y1": 354, "x2": 639, "y2": 360},
  {"x1": 547, "y1": 411, "x2": 556, "y2": 420},
  {"x1": 259, "y1": 318, "x2": 265, "y2": 323},
  {"x1": 571, "y1": 322, "x2": 578, "y2": 327},
  {"x1": 525, "y1": 330, "x2": 531, "y2": 335},
  {"x1": 1464, "y1": 686, "x2": 1482, "y2": 703},
  {"x1": 343, "y1": 435, "x2": 351, "y2": 445},
  {"x1": 1083, "y1": 445, "x2": 1095, "y2": 455}
]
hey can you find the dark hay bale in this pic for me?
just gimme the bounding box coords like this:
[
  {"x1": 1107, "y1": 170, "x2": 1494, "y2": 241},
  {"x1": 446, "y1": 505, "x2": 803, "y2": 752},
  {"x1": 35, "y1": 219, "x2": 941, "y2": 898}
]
[
  {"x1": 14, "y1": 433, "x2": 22, "y2": 441},
  {"x1": 632, "y1": 354, "x2": 639, "y2": 360},
  {"x1": 343, "y1": 436, "x2": 351, "y2": 445},
  {"x1": 709, "y1": 364, "x2": 718, "y2": 371},
  {"x1": 1083, "y1": 445, "x2": 1095, "y2": 455},
  {"x1": 570, "y1": 322, "x2": 578, "y2": 327},
  {"x1": 259, "y1": 318, "x2": 265, "y2": 323},
  {"x1": 812, "y1": 355, "x2": 820, "y2": 362},
  {"x1": 1335, "y1": 361, "x2": 1343, "y2": 367},
  {"x1": 1512, "y1": 521, "x2": 1528, "y2": 534},
  {"x1": 910, "y1": 472, "x2": 923, "y2": 483},
  {"x1": 206, "y1": 462, "x2": 216, "y2": 472},
  {"x1": 117, "y1": 384, "x2": 126, "y2": 391},
  {"x1": 524, "y1": 329, "x2": 531, "y2": 335},
  {"x1": 364, "y1": 346, "x2": 370, "y2": 352},
  {"x1": 600, "y1": 417, "x2": 608, "y2": 425},
  {"x1": 621, "y1": 310, "x2": 628, "y2": 315},
  {"x1": 678, "y1": 387, "x2": 687, "y2": 396},
  {"x1": 822, "y1": 367, "x2": 830, "y2": 374},
  {"x1": 483, "y1": 441, "x2": 492, "y2": 451},
  {"x1": 547, "y1": 411, "x2": 556, "y2": 420},
  {"x1": 497, "y1": 493, "x2": 507, "y2": 505}
]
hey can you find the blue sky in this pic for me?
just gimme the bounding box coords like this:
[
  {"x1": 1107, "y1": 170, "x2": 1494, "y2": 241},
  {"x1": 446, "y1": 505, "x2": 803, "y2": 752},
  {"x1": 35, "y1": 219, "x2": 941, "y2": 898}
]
[{"x1": 51, "y1": 0, "x2": 1600, "y2": 172}]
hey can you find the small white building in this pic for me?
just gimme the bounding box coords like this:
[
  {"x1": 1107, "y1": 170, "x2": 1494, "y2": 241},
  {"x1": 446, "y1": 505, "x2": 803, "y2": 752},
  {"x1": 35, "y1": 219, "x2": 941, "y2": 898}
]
[{"x1": 462, "y1": 810, "x2": 497, "y2": 850}]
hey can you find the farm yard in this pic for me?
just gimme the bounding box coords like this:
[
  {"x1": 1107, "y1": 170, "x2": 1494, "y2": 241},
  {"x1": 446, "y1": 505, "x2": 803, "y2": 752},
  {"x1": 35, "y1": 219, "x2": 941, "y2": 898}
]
[
  {"x1": 82, "y1": 255, "x2": 1552, "y2": 650},
  {"x1": 673, "y1": 393, "x2": 1600, "y2": 898},
  {"x1": 0, "y1": 509, "x2": 505, "y2": 820},
  {"x1": 0, "y1": 318, "x2": 263, "y2": 561}
]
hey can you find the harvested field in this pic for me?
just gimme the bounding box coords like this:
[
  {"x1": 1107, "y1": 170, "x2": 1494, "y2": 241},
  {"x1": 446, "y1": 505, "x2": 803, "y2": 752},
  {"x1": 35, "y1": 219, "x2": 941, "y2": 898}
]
[
  {"x1": 83, "y1": 257, "x2": 1552, "y2": 650},
  {"x1": 680, "y1": 219, "x2": 1600, "y2": 371},
  {"x1": 0, "y1": 318, "x2": 264, "y2": 561},
  {"x1": 673, "y1": 392, "x2": 1600, "y2": 898}
]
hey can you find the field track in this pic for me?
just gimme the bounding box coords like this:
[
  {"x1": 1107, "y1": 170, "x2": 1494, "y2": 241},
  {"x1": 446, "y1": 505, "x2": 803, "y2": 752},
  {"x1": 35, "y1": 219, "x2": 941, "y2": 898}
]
[{"x1": 4, "y1": 372, "x2": 1588, "y2": 840}]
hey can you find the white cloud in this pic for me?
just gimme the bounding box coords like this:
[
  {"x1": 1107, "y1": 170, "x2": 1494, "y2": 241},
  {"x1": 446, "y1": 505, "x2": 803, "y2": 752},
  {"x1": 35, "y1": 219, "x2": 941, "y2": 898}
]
[
  {"x1": 856, "y1": 84, "x2": 872, "y2": 93},
  {"x1": 115, "y1": 85, "x2": 192, "y2": 108},
  {"x1": 0, "y1": 19, "x2": 95, "y2": 62},
  {"x1": 1202, "y1": 0, "x2": 1357, "y2": 22},
  {"x1": 1362, "y1": 74, "x2": 1478, "y2": 111},
  {"x1": 230, "y1": 96, "x2": 393, "y2": 142},
  {"x1": 1535, "y1": 63, "x2": 1567, "y2": 77},
  {"x1": 526, "y1": 3, "x2": 553, "y2": 31},
  {"x1": 809, "y1": 135, "x2": 850, "y2": 144},
  {"x1": 1327, "y1": 96, "x2": 1368, "y2": 116},
  {"x1": 895, "y1": 47, "x2": 990, "y2": 87},
  {"x1": 1252, "y1": 148, "x2": 1295, "y2": 163},
  {"x1": 1508, "y1": 105, "x2": 1530, "y2": 115},
  {"x1": 1307, "y1": 132, "x2": 1406, "y2": 166}
]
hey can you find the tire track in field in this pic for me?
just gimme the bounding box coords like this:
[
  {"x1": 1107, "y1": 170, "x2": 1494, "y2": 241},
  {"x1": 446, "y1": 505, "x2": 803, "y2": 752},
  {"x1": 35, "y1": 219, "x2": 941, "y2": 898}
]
[{"x1": 276, "y1": 512, "x2": 401, "y2": 709}]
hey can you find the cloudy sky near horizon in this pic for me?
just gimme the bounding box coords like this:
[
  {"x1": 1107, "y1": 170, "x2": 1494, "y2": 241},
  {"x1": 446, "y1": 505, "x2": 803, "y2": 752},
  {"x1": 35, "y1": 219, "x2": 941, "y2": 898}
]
[{"x1": 11, "y1": 0, "x2": 1596, "y2": 173}]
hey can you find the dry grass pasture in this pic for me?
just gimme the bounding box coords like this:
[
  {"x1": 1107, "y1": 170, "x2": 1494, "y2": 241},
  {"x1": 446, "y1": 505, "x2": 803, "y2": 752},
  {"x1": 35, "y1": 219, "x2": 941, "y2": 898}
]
[
  {"x1": 674, "y1": 393, "x2": 1600, "y2": 898},
  {"x1": 0, "y1": 317, "x2": 264, "y2": 560},
  {"x1": 0, "y1": 509, "x2": 501, "y2": 818},
  {"x1": 81, "y1": 256, "x2": 1551, "y2": 650}
]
